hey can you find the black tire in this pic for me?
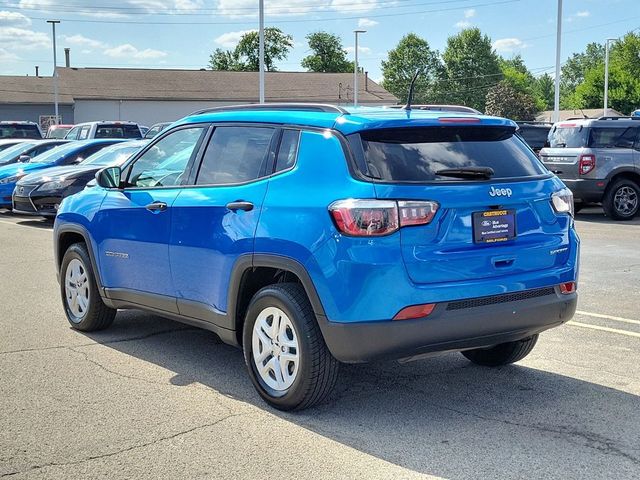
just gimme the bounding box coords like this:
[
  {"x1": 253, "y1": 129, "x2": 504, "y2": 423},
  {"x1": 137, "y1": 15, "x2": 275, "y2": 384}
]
[
  {"x1": 461, "y1": 334, "x2": 538, "y2": 366},
  {"x1": 60, "y1": 243, "x2": 116, "y2": 331},
  {"x1": 242, "y1": 283, "x2": 339, "y2": 411},
  {"x1": 573, "y1": 202, "x2": 583, "y2": 214},
  {"x1": 603, "y1": 178, "x2": 640, "y2": 221}
]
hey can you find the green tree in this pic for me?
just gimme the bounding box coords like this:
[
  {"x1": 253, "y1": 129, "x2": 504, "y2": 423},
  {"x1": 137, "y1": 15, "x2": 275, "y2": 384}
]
[
  {"x1": 441, "y1": 28, "x2": 502, "y2": 111},
  {"x1": 535, "y1": 73, "x2": 555, "y2": 111},
  {"x1": 208, "y1": 27, "x2": 293, "y2": 72},
  {"x1": 301, "y1": 31, "x2": 353, "y2": 73},
  {"x1": 380, "y1": 33, "x2": 445, "y2": 104},
  {"x1": 485, "y1": 81, "x2": 537, "y2": 120},
  {"x1": 499, "y1": 55, "x2": 544, "y2": 111},
  {"x1": 559, "y1": 42, "x2": 605, "y2": 108}
]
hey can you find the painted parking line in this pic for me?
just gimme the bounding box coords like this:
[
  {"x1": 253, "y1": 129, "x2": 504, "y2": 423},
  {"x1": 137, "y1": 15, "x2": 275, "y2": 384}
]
[
  {"x1": 568, "y1": 321, "x2": 640, "y2": 338},
  {"x1": 576, "y1": 310, "x2": 640, "y2": 326}
]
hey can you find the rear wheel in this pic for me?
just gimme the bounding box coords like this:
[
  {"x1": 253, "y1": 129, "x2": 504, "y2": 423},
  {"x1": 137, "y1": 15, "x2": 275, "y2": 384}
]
[
  {"x1": 243, "y1": 283, "x2": 339, "y2": 411},
  {"x1": 461, "y1": 334, "x2": 538, "y2": 366},
  {"x1": 603, "y1": 179, "x2": 639, "y2": 220},
  {"x1": 60, "y1": 243, "x2": 116, "y2": 331}
]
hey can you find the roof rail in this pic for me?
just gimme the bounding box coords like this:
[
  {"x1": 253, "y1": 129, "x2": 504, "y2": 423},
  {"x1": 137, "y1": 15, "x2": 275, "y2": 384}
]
[
  {"x1": 516, "y1": 121, "x2": 553, "y2": 125},
  {"x1": 597, "y1": 116, "x2": 640, "y2": 121},
  {"x1": 190, "y1": 103, "x2": 349, "y2": 116}
]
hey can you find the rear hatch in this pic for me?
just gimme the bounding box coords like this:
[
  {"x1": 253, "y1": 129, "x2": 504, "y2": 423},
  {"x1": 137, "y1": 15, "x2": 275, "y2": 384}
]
[
  {"x1": 351, "y1": 124, "x2": 571, "y2": 285},
  {"x1": 539, "y1": 122, "x2": 589, "y2": 179}
]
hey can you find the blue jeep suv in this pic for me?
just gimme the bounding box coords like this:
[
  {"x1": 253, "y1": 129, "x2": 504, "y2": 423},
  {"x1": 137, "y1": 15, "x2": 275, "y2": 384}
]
[{"x1": 54, "y1": 104, "x2": 579, "y2": 410}]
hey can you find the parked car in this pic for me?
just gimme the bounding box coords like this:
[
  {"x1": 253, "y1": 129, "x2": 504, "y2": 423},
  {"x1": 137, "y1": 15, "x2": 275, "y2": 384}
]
[
  {"x1": 54, "y1": 104, "x2": 578, "y2": 410},
  {"x1": 64, "y1": 121, "x2": 143, "y2": 140},
  {"x1": 387, "y1": 104, "x2": 482, "y2": 114},
  {"x1": 0, "y1": 139, "x2": 123, "y2": 208},
  {"x1": 516, "y1": 122, "x2": 552, "y2": 154},
  {"x1": 540, "y1": 116, "x2": 640, "y2": 219},
  {"x1": 0, "y1": 121, "x2": 42, "y2": 139},
  {"x1": 13, "y1": 140, "x2": 147, "y2": 217},
  {"x1": 0, "y1": 139, "x2": 27, "y2": 154},
  {"x1": 0, "y1": 139, "x2": 68, "y2": 167},
  {"x1": 144, "y1": 122, "x2": 172, "y2": 139},
  {"x1": 46, "y1": 124, "x2": 75, "y2": 139}
]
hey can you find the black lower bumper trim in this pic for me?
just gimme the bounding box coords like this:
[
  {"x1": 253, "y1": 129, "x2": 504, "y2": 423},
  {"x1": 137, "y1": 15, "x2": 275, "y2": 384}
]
[
  {"x1": 317, "y1": 290, "x2": 577, "y2": 363},
  {"x1": 561, "y1": 178, "x2": 606, "y2": 203}
]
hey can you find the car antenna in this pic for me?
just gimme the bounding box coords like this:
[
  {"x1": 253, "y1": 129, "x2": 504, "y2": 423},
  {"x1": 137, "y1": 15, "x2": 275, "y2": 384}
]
[{"x1": 404, "y1": 69, "x2": 422, "y2": 111}]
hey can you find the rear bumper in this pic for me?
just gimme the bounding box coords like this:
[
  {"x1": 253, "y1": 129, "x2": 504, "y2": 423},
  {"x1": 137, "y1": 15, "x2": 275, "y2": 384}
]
[
  {"x1": 318, "y1": 287, "x2": 577, "y2": 363},
  {"x1": 561, "y1": 178, "x2": 606, "y2": 203}
]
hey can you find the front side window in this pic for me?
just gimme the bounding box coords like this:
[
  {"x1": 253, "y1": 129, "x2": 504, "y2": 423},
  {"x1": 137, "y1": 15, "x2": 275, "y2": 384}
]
[
  {"x1": 127, "y1": 127, "x2": 205, "y2": 188},
  {"x1": 196, "y1": 126, "x2": 275, "y2": 185},
  {"x1": 78, "y1": 126, "x2": 91, "y2": 140},
  {"x1": 65, "y1": 126, "x2": 81, "y2": 140}
]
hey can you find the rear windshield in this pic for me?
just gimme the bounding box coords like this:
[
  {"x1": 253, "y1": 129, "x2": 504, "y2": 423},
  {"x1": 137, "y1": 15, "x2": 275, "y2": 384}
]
[
  {"x1": 351, "y1": 126, "x2": 547, "y2": 182},
  {"x1": 95, "y1": 124, "x2": 141, "y2": 139},
  {"x1": 518, "y1": 126, "x2": 550, "y2": 148},
  {"x1": 0, "y1": 124, "x2": 41, "y2": 139}
]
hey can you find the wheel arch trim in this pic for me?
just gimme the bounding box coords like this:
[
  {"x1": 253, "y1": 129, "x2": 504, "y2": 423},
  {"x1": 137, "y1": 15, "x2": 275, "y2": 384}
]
[{"x1": 55, "y1": 224, "x2": 104, "y2": 293}]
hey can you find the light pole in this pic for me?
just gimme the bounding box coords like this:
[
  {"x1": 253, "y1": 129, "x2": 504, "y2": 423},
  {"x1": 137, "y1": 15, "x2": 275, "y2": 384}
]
[
  {"x1": 47, "y1": 20, "x2": 60, "y2": 125},
  {"x1": 353, "y1": 29, "x2": 366, "y2": 107},
  {"x1": 604, "y1": 38, "x2": 616, "y2": 117},
  {"x1": 258, "y1": 0, "x2": 265, "y2": 104},
  {"x1": 552, "y1": 0, "x2": 562, "y2": 123}
]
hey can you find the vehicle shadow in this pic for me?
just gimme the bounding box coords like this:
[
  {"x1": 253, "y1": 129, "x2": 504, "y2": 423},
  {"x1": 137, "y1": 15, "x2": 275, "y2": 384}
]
[
  {"x1": 79, "y1": 311, "x2": 640, "y2": 479},
  {"x1": 0, "y1": 211, "x2": 54, "y2": 229},
  {"x1": 575, "y1": 206, "x2": 640, "y2": 225}
]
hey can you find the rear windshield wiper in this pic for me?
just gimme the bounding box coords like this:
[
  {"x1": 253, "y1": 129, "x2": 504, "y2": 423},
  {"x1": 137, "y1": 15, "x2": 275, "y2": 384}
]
[{"x1": 435, "y1": 167, "x2": 494, "y2": 180}]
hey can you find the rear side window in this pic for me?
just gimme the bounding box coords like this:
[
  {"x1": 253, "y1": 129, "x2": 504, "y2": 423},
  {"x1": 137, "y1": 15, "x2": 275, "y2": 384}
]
[
  {"x1": 275, "y1": 129, "x2": 300, "y2": 173},
  {"x1": 95, "y1": 124, "x2": 141, "y2": 139},
  {"x1": 197, "y1": 126, "x2": 275, "y2": 185},
  {"x1": 588, "y1": 127, "x2": 638, "y2": 148},
  {"x1": 352, "y1": 126, "x2": 547, "y2": 182}
]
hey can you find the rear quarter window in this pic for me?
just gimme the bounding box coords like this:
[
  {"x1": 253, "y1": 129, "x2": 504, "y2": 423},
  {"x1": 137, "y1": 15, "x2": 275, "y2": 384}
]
[{"x1": 350, "y1": 126, "x2": 548, "y2": 182}]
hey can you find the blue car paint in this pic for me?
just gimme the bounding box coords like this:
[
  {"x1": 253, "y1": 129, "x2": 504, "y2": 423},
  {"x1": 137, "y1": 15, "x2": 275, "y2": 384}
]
[
  {"x1": 55, "y1": 108, "x2": 579, "y2": 328},
  {"x1": 0, "y1": 139, "x2": 124, "y2": 207}
]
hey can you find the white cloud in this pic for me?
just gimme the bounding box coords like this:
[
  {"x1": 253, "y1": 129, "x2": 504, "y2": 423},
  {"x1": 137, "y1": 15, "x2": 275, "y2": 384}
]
[
  {"x1": 492, "y1": 38, "x2": 528, "y2": 52},
  {"x1": 576, "y1": 10, "x2": 590, "y2": 17},
  {"x1": 330, "y1": 0, "x2": 377, "y2": 12},
  {"x1": 62, "y1": 34, "x2": 107, "y2": 49},
  {"x1": 464, "y1": 8, "x2": 476, "y2": 18},
  {"x1": 104, "y1": 43, "x2": 168, "y2": 60},
  {"x1": 214, "y1": 29, "x2": 256, "y2": 48},
  {"x1": 455, "y1": 20, "x2": 472, "y2": 29},
  {"x1": 0, "y1": 26, "x2": 49, "y2": 50},
  {"x1": 0, "y1": 47, "x2": 19, "y2": 61},
  {"x1": 0, "y1": 11, "x2": 31, "y2": 26},
  {"x1": 358, "y1": 18, "x2": 378, "y2": 28},
  {"x1": 345, "y1": 45, "x2": 372, "y2": 55}
]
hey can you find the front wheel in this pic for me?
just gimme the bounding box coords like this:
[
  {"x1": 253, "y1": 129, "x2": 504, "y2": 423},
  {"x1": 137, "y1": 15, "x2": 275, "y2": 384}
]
[
  {"x1": 603, "y1": 179, "x2": 639, "y2": 220},
  {"x1": 461, "y1": 334, "x2": 538, "y2": 366},
  {"x1": 243, "y1": 283, "x2": 339, "y2": 411}
]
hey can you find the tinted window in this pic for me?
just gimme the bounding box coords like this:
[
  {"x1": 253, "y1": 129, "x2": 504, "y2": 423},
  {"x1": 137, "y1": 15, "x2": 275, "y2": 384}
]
[
  {"x1": 275, "y1": 129, "x2": 300, "y2": 173},
  {"x1": 0, "y1": 142, "x2": 38, "y2": 165},
  {"x1": 197, "y1": 126, "x2": 275, "y2": 185},
  {"x1": 354, "y1": 126, "x2": 547, "y2": 182},
  {"x1": 518, "y1": 126, "x2": 550, "y2": 149},
  {"x1": 127, "y1": 127, "x2": 205, "y2": 188},
  {"x1": 0, "y1": 124, "x2": 41, "y2": 139},
  {"x1": 62, "y1": 144, "x2": 111, "y2": 165},
  {"x1": 588, "y1": 127, "x2": 637, "y2": 148},
  {"x1": 82, "y1": 144, "x2": 142, "y2": 167},
  {"x1": 548, "y1": 125, "x2": 588, "y2": 148},
  {"x1": 95, "y1": 124, "x2": 141, "y2": 139},
  {"x1": 30, "y1": 142, "x2": 64, "y2": 158},
  {"x1": 30, "y1": 142, "x2": 82, "y2": 163}
]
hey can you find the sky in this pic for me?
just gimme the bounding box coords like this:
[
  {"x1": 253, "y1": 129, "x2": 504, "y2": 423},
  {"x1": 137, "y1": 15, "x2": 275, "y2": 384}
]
[{"x1": 0, "y1": 0, "x2": 639, "y2": 84}]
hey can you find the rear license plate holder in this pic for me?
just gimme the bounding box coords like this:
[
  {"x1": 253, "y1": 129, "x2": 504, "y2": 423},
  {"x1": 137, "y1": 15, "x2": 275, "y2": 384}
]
[{"x1": 472, "y1": 209, "x2": 516, "y2": 244}]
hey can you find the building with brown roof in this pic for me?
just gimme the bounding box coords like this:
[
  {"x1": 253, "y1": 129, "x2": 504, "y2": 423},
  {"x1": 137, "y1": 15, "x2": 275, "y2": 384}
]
[{"x1": 0, "y1": 67, "x2": 397, "y2": 128}]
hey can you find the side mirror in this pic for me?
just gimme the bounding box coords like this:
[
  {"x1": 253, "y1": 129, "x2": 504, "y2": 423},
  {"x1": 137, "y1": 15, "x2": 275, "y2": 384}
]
[
  {"x1": 18, "y1": 154, "x2": 31, "y2": 163},
  {"x1": 95, "y1": 166, "x2": 122, "y2": 189}
]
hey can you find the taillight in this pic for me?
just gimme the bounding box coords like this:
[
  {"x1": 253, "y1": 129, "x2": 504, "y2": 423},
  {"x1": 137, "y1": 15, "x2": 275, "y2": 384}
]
[
  {"x1": 559, "y1": 281, "x2": 576, "y2": 294},
  {"x1": 393, "y1": 303, "x2": 436, "y2": 320},
  {"x1": 578, "y1": 154, "x2": 595, "y2": 175},
  {"x1": 329, "y1": 199, "x2": 439, "y2": 237}
]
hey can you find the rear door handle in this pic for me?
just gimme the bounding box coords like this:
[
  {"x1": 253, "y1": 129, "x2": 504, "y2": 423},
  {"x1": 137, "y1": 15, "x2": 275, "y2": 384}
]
[
  {"x1": 145, "y1": 201, "x2": 168, "y2": 212},
  {"x1": 226, "y1": 201, "x2": 254, "y2": 212}
]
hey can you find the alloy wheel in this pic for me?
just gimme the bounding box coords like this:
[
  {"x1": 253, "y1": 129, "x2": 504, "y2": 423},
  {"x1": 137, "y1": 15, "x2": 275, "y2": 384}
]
[{"x1": 65, "y1": 258, "x2": 90, "y2": 321}]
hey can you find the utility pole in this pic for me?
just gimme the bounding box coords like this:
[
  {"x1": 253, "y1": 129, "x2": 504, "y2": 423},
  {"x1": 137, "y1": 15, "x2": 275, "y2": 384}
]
[
  {"x1": 353, "y1": 30, "x2": 366, "y2": 108},
  {"x1": 47, "y1": 20, "x2": 61, "y2": 125},
  {"x1": 552, "y1": 0, "x2": 562, "y2": 123},
  {"x1": 604, "y1": 38, "x2": 616, "y2": 117},
  {"x1": 258, "y1": 0, "x2": 265, "y2": 104}
]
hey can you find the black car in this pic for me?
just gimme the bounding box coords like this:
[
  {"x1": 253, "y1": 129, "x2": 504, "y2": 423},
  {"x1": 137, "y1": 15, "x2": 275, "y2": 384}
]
[
  {"x1": 517, "y1": 122, "x2": 552, "y2": 154},
  {"x1": 0, "y1": 140, "x2": 68, "y2": 167},
  {"x1": 12, "y1": 140, "x2": 147, "y2": 218}
]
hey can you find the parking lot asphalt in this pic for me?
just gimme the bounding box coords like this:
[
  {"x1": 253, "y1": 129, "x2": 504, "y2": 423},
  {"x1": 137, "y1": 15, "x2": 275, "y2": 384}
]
[{"x1": 0, "y1": 208, "x2": 639, "y2": 480}]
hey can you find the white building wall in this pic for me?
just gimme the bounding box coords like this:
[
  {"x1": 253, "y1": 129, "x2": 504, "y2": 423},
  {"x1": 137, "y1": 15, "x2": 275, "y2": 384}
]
[{"x1": 73, "y1": 100, "x2": 237, "y2": 126}]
